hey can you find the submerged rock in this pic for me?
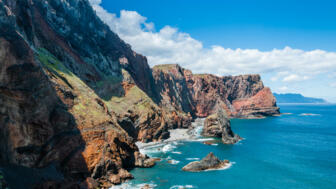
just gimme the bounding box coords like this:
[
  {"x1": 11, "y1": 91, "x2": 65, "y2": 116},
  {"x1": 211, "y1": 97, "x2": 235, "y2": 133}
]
[
  {"x1": 182, "y1": 152, "x2": 229, "y2": 172},
  {"x1": 203, "y1": 109, "x2": 241, "y2": 144}
]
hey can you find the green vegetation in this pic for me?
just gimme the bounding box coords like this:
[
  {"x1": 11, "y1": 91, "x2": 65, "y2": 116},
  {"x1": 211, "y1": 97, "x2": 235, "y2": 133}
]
[
  {"x1": 36, "y1": 48, "x2": 72, "y2": 75},
  {"x1": 193, "y1": 73, "x2": 209, "y2": 77},
  {"x1": 153, "y1": 64, "x2": 178, "y2": 71},
  {"x1": 95, "y1": 76, "x2": 121, "y2": 88},
  {"x1": 106, "y1": 84, "x2": 158, "y2": 115},
  {"x1": 35, "y1": 48, "x2": 157, "y2": 121}
]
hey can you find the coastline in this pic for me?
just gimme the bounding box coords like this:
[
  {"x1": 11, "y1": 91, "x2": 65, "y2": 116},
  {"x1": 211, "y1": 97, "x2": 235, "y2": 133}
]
[
  {"x1": 136, "y1": 129, "x2": 194, "y2": 149},
  {"x1": 136, "y1": 118, "x2": 206, "y2": 151}
]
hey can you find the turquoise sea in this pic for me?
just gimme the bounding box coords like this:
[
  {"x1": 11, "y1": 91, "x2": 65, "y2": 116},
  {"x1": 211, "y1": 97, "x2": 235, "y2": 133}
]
[{"x1": 118, "y1": 104, "x2": 336, "y2": 189}]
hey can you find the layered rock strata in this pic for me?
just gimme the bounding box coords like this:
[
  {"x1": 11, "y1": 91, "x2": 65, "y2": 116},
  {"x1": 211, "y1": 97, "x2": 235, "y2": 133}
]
[{"x1": 153, "y1": 64, "x2": 280, "y2": 118}]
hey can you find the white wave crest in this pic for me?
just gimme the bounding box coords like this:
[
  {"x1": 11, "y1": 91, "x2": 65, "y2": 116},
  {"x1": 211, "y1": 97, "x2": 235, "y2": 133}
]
[
  {"x1": 204, "y1": 162, "x2": 233, "y2": 171},
  {"x1": 170, "y1": 185, "x2": 195, "y2": 189},
  {"x1": 186, "y1": 158, "x2": 200, "y2": 161},
  {"x1": 300, "y1": 113, "x2": 321, "y2": 116},
  {"x1": 162, "y1": 143, "x2": 177, "y2": 153},
  {"x1": 167, "y1": 159, "x2": 180, "y2": 165},
  {"x1": 110, "y1": 182, "x2": 157, "y2": 189}
]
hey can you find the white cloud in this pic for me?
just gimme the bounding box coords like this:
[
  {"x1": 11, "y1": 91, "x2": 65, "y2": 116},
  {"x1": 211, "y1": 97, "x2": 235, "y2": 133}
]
[
  {"x1": 89, "y1": 1, "x2": 336, "y2": 84},
  {"x1": 282, "y1": 74, "x2": 309, "y2": 82},
  {"x1": 330, "y1": 83, "x2": 336, "y2": 88},
  {"x1": 278, "y1": 86, "x2": 289, "y2": 91}
]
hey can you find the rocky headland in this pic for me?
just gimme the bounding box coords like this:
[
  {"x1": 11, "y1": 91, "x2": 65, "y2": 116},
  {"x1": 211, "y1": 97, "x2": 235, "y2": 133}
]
[
  {"x1": 182, "y1": 152, "x2": 230, "y2": 172},
  {"x1": 0, "y1": 0, "x2": 279, "y2": 188}
]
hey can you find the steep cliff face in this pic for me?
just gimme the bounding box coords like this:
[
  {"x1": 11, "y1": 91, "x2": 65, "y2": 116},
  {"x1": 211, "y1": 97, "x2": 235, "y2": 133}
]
[
  {"x1": 0, "y1": 0, "x2": 160, "y2": 188},
  {"x1": 152, "y1": 64, "x2": 193, "y2": 129},
  {"x1": 152, "y1": 64, "x2": 279, "y2": 119},
  {"x1": 186, "y1": 73, "x2": 232, "y2": 117},
  {"x1": 232, "y1": 87, "x2": 279, "y2": 118},
  {"x1": 152, "y1": 64, "x2": 194, "y2": 115}
]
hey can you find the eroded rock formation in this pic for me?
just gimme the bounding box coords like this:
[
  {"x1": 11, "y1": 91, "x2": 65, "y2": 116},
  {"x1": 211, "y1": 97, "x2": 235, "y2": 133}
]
[
  {"x1": 203, "y1": 109, "x2": 241, "y2": 144},
  {"x1": 153, "y1": 64, "x2": 280, "y2": 118},
  {"x1": 182, "y1": 152, "x2": 230, "y2": 172}
]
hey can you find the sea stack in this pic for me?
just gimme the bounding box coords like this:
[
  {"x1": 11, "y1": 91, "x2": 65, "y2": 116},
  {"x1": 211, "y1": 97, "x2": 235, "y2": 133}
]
[{"x1": 202, "y1": 109, "x2": 241, "y2": 144}]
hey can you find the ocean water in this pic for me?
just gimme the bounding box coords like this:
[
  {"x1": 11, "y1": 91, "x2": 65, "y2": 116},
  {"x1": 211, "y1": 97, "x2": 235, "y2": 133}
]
[{"x1": 119, "y1": 104, "x2": 336, "y2": 189}]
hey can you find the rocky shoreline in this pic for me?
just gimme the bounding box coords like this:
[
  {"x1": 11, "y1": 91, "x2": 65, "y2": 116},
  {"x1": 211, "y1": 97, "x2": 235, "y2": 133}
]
[{"x1": 136, "y1": 119, "x2": 204, "y2": 150}]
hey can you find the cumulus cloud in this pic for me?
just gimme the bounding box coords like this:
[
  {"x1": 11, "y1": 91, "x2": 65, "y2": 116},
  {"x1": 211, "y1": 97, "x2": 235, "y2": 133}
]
[
  {"x1": 282, "y1": 74, "x2": 309, "y2": 82},
  {"x1": 89, "y1": 1, "x2": 336, "y2": 85}
]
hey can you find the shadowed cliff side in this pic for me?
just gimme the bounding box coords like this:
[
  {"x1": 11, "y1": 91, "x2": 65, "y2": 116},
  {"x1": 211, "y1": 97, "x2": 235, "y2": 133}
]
[{"x1": 0, "y1": 0, "x2": 161, "y2": 188}]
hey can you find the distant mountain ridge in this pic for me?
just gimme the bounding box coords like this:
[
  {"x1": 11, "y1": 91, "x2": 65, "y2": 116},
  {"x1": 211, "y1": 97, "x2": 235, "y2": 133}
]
[{"x1": 273, "y1": 93, "x2": 327, "y2": 103}]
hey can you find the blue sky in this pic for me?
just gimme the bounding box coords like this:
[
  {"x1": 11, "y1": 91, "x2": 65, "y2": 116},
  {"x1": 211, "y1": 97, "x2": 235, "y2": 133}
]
[
  {"x1": 100, "y1": 0, "x2": 336, "y2": 51},
  {"x1": 90, "y1": 0, "x2": 336, "y2": 102}
]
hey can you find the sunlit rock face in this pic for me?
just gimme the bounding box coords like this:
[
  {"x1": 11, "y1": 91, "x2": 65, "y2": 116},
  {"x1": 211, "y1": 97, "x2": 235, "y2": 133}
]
[{"x1": 153, "y1": 64, "x2": 279, "y2": 119}]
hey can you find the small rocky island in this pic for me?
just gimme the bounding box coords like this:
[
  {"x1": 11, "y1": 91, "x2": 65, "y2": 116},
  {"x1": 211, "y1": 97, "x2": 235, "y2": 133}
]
[
  {"x1": 203, "y1": 109, "x2": 242, "y2": 144},
  {"x1": 182, "y1": 152, "x2": 230, "y2": 172}
]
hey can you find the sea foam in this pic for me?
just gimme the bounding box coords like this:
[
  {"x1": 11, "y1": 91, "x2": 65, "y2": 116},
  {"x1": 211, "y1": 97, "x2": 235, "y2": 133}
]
[
  {"x1": 300, "y1": 113, "x2": 321, "y2": 116},
  {"x1": 170, "y1": 185, "x2": 195, "y2": 189},
  {"x1": 110, "y1": 182, "x2": 156, "y2": 189},
  {"x1": 186, "y1": 158, "x2": 200, "y2": 161}
]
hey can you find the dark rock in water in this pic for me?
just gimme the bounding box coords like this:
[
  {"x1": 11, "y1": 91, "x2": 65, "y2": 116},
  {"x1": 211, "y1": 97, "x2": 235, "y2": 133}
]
[
  {"x1": 134, "y1": 152, "x2": 159, "y2": 168},
  {"x1": 202, "y1": 109, "x2": 241, "y2": 144},
  {"x1": 203, "y1": 141, "x2": 216, "y2": 145},
  {"x1": 182, "y1": 152, "x2": 229, "y2": 172}
]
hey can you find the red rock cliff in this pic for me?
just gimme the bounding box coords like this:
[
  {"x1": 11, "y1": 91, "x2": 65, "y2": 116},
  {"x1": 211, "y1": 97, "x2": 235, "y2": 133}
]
[{"x1": 153, "y1": 64, "x2": 279, "y2": 119}]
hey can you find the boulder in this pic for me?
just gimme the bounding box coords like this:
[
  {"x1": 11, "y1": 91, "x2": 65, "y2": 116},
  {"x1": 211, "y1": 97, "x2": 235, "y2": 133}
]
[{"x1": 182, "y1": 152, "x2": 229, "y2": 172}]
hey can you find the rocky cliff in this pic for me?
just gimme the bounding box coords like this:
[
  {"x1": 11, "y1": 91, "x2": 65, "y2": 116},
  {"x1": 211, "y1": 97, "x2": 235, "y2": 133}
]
[
  {"x1": 0, "y1": 0, "x2": 279, "y2": 188},
  {"x1": 0, "y1": 0, "x2": 162, "y2": 188},
  {"x1": 153, "y1": 64, "x2": 280, "y2": 118}
]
